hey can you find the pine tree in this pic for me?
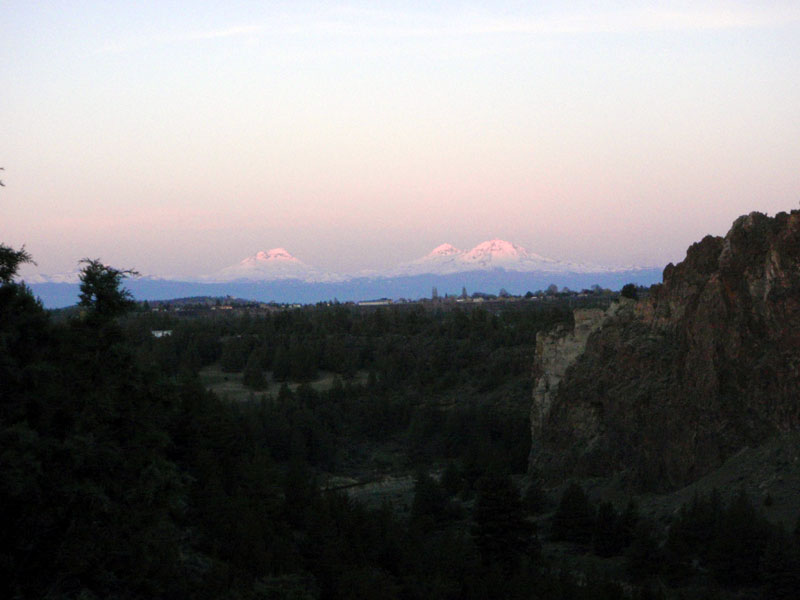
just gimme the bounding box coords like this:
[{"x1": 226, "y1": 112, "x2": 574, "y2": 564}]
[
  {"x1": 180, "y1": 341, "x2": 202, "y2": 374},
  {"x1": 243, "y1": 348, "x2": 267, "y2": 390},
  {"x1": 472, "y1": 472, "x2": 533, "y2": 567},
  {"x1": 410, "y1": 471, "x2": 448, "y2": 531},
  {"x1": 522, "y1": 477, "x2": 548, "y2": 515},
  {"x1": 593, "y1": 501, "x2": 620, "y2": 557},
  {"x1": 272, "y1": 345, "x2": 291, "y2": 381},
  {"x1": 551, "y1": 482, "x2": 595, "y2": 544},
  {"x1": 0, "y1": 243, "x2": 33, "y2": 283},
  {"x1": 78, "y1": 258, "x2": 138, "y2": 320}
]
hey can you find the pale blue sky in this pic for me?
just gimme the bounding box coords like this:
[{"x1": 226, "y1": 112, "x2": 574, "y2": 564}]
[{"x1": 3, "y1": 1, "x2": 800, "y2": 278}]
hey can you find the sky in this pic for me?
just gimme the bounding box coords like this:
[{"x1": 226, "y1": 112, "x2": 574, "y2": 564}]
[{"x1": 3, "y1": 1, "x2": 800, "y2": 279}]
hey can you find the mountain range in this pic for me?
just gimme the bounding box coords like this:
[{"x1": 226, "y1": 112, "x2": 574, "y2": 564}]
[
  {"x1": 198, "y1": 239, "x2": 651, "y2": 283},
  {"x1": 200, "y1": 248, "x2": 344, "y2": 283},
  {"x1": 25, "y1": 239, "x2": 662, "y2": 308}
]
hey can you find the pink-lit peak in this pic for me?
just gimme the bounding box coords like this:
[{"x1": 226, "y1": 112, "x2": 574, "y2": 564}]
[
  {"x1": 251, "y1": 248, "x2": 297, "y2": 262},
  {"x1": 463, "y1": 239, "x2": 528, "y2": 261},
  {"x1": 426, "y1": 243, "x2": 462, "y2": 257}
]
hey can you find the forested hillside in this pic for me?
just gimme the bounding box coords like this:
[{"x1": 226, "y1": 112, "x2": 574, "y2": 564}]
[
  {"x1": 123, "y1": 293, "x2": 596, "y2": 478},
  {"x1": 3, "y1": 243, "x2": 799, "y2": 599}
]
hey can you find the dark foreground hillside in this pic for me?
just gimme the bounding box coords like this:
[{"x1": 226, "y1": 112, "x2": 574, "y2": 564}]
[
  {"x1": 3, "y1": 225, "x2": 800, "y2": 599},
  {"x1": 531, "y1": 210, "x2": 800, "y2": 491}
]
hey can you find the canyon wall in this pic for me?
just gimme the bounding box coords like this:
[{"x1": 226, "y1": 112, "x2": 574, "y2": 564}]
[{"x1": 529, "y1": 211, "x2": 800, "y2": 491}]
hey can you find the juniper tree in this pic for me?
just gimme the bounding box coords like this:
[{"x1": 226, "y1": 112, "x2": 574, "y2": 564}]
[
  {"x1": 0, "y1": 244, "x2": 33, "y2": 283},
  {"x1": 78, "y1": 258, "x2": 138, "y2": 320}
]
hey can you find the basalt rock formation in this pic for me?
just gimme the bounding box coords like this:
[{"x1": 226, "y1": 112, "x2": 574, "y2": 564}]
[{"x1": 529, "y1": 211, "x2": 800, "y2": 491}]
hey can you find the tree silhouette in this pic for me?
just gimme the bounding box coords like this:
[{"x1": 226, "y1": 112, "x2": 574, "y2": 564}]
[
  {"x1": 0, "y1": 244, "x2": 33, "y2": 283},
  {"x1": 243, "y1": 348, "x2": 267, "y2": 390},
  {"x1": 78, "y1": 258, "x2": 138, "y2": 320},
  {"x1": 621, "y1": 283, "x2": 638, "y2": 300},
  {"x1": 551, "y1": 482, "x2": 594, "y2": 544},
  {"x1": 472, "y1": 472, "x2": 533, "y2": 566}
]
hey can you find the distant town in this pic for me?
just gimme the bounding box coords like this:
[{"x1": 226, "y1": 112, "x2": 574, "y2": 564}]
[{"x1": 136, "y1": 284, "x2": 643, "y2": 322}]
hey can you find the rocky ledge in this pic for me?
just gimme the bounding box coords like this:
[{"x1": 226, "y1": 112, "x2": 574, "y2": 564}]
[{"x1": 529, "y1": 210, "x2": 800, "y2": 491}]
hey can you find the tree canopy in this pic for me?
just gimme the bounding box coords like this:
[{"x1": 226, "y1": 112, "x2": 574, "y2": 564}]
[
  {"x1": 0, "y1": 243, "x2": 33, "y2": 283},
  {"x1": 78, "y1": 258, "x2": 138, "y2": 319}
]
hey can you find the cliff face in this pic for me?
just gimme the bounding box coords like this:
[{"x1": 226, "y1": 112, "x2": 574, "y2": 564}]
[
  {"x1": 529, "y1": 306, "x2": 615, "y2": 471},
  {"x1": 529, "y1": 211, "x2": 800, "y2": 491}
]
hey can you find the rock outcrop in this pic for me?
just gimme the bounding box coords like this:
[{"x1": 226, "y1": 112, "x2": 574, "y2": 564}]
[
  {"x1": 529, "y1": 211, "x2": 800, "y2": 491},
  {"x1": 529, "y1": 306, "x2": 613, "y2": 466}
]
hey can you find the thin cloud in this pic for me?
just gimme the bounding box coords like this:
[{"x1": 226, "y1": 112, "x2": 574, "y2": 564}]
[
  {"x1": 347, "y1": 6, "x2": 800, "y2": 37},
  {"x1": 97, "y1": 24, "x2": 263, "y2": 54},
  {"x1": 178, "y1": 25, "x2": 263, "y2": 41},
  {"x1": 96, "y1": 4, "x2": 800, "y2": 55}
]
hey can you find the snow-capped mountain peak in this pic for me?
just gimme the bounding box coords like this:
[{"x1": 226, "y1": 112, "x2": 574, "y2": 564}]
[
  {"x1": 426, "y1": 243, "x2": 462, "y2": 258},
  {"x1": 205, "y1": 239, "x2": 643, "y2": 283},
  {"x1": 463, "y1": 239, "x2": 528, "y2": 262},
  {"x1": 206, "y1": 248, "x2": 338, "y2": 283},
  {"x1": 384, "y1": 238, "x2": 614, "y2": 277},
  {"x1": 247, "y1": 248, "x2": 298, "y2": 264},
  {"x1": 21, "y1": 268, "x2": 83, "y2": 285}
]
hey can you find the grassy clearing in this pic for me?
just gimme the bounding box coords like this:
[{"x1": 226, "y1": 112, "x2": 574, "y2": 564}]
[{"x1": 199, "y1": 364, "x2": 368, "y2": 402}]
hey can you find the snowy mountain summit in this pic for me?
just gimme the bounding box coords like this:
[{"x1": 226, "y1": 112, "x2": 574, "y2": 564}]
[
  {"x1": 389, "y1": 239, "x2": 607, "y2": 276},
  {"x1": 463, "y1": 239, "x2": 540, "y2": 266},
  {"x1": 207, "y1": 248, "x2": 339, "y2": 282},
  {"x1": 427, "y1": 243, "x2": 462, "y2": 257},
  {"x1": 24, "y1": 240, "x2": 661, "y2": 308},
  {"x1": 21, "y1": 268, "x2": 84, "y2": 285},
  {"x1": 253, "y1": 248, "x2": 294, "y2": 262},
  {"x1": 203, "y1": 240, "x2": 642, "y2": 283}
]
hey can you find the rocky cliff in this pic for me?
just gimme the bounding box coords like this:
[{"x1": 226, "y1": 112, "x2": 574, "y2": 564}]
[
  {"x1": 529, "y1": 210, "x2": 800, "y2": 491},
  {"x1": 530, "y1": 307, "x2": 612, "y2": 449}
]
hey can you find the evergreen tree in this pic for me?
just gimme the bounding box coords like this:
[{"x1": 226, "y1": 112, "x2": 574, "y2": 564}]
[
  {"x1": 410, "y1": 471, "x2": 448, "y2": 531},
  {"x1": 1, "y1": 249, "x2": 188, "y2": 598},
  {"x1": 551, "y1": 482, "x2": 595, "y2": 544},
  {"x1": 761, "y1": 529, "x2": 800, "y2": 599},
  {"x1": 522, "y1": 477, "x2": 548, "y2": 515},
  {"x1": 272, "y1": 345, "x2": 291, "y2": 381},
  {"x1": 0, "y1": 243, "x2": 33, "y2": 283},
  {"x1": 78, "y1": 258, "x2": 138, "y2": 320},
  {"x1": 710, "y1": 490, "x2": 769, "y2": 586},
  {"x1": 593, "y1": 501, "x2": 621, "y2": 557},
  {"x1": 472, "y1": 472, "x2": 533, "y2": 567},
  {"x1": 627, "y1": 520, "x2": 664, "y2": 583},
  {"x1": 618, "y1": 499, "x2": 639, "y2": 550},
  {"x1": 243, "y1": 347, "x2": 267, "y2": 390},
  {"x1": 180, "y1": 340, "x2": 202, "y2": 374},
  {"x1": 220, "y1": 336, "x2": 250, "y2": 373},
  {"x1": 290, "y1": 339, "x2": 318, "y2": 381},
  {"x1": 620, "y1": 283, "x2": 638, "y2": 300},
  {"x1": 440, "y1": 462, "x2": 463, "y2": 497}
]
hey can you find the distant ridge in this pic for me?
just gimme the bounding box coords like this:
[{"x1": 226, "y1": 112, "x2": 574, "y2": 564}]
[
  {"x1": 203, "y1": 248, "x2": 343, "y2": 283},
  {"x1": 26, "y1": 239, "x2": 654, "y2": 286},
  {"x1": 24, "y1": 239, "x2": 662, "y2": 308},
  {"x1": 27, "y1": 268, "x2": 663, "y2": 309},
  {"x1": 386, "y1": 239, "x2": 638, "y2": 277}
]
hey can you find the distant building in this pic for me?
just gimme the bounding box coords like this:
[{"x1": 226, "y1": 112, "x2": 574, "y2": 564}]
[{"x1": 358, "y1": 299, "x2": 393, "y2": 306}]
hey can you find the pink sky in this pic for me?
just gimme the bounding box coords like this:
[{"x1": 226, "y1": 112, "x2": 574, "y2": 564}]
[{"x1": 3, "y1": 1, "x2": 800, "y2": 279}]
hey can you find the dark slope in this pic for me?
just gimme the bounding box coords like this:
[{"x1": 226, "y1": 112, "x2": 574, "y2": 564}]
[{"x1": 531, "y1": 211, "x2": 800, "y2": 491}]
